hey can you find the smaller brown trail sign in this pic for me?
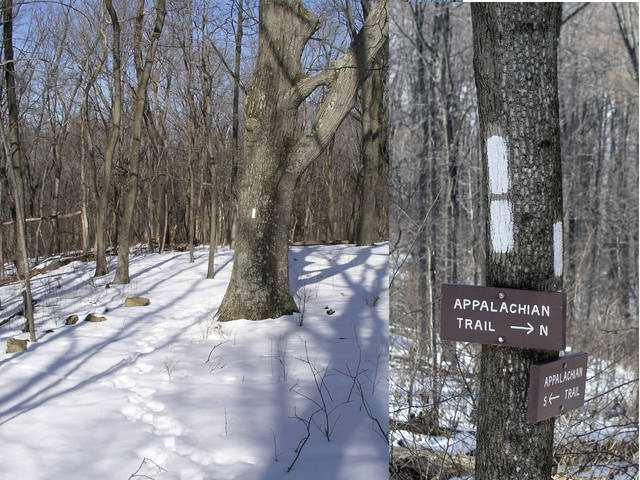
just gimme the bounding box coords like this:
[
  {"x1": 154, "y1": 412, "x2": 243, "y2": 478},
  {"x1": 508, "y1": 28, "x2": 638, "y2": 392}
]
[
  {"x1": 527, "y1": 352, "x2": 588, "y2": 423},
  {"x1": 440, "y1": 284, "x2": 566, "y2": 350}
]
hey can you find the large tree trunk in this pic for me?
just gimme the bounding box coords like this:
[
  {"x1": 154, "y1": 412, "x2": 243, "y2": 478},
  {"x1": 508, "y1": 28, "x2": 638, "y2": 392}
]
[
  {"x1": 113, "y1": 0, "x2": 166, "y2": 284},
  {"x1": 229, "y1": 0, "x2": 244, "y2": 249},
  {"x1": 408, "y1": 2, "x2": 430, "y2": 418},
  {"x1": 217, "y1": 0, "x2": 388, "y2": 322},
  {"x1": 217, "y1": 0, "x2": 314, "y2": 320},
  {"x1": 95, "y1": 0, "x2": 122, "y2": 277},
  {"x1": 356, "y1": 52, "x2": 386, "y2": 246},
  {"x1": 471, "y1": 4, "x2": 563, "y2": 479},
  {"x1": 2, "y1": 0, "x2": 35, "y2": 341}
]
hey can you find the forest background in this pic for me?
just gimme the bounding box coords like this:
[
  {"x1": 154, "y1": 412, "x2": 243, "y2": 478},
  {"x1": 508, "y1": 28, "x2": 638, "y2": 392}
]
[
  {"x1": 389, "y1": 3, "x2": 638, "y2": 479},
  {"x1": 0, "y1": 0, "x2": 389, "y2": 283}
]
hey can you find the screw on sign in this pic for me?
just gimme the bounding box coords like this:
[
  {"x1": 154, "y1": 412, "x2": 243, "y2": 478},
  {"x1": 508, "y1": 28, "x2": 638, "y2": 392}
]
[
  {"x1": 440, "y1": 283, "x2": 566, "y2": 350},
  {"x1": 527, "y1": 352, "x2": 588, "y2": 423}
]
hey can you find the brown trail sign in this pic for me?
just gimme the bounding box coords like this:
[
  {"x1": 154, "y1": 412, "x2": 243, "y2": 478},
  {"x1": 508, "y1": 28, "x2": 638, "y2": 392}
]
[
  {"x1": 440, "y1": 284, "x2": 566, "y2": 350},
  {"x1": 527, "y1": 352, "x2": 588, "y2": 423}
]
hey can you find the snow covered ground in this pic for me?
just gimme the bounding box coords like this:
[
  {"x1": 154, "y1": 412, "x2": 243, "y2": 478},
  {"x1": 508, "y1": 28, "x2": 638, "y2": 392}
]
[
  {"x1": 0, "y1": 244, "x2": 389, "y2": 479},
  {"x1": 389, "y1": 328, "x2": 638, "y2": 479}
]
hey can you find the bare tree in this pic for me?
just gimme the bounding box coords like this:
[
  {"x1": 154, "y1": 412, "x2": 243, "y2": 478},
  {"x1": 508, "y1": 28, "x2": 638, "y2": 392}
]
[
  {"x1": 216, "y1": 0, "x2": 388, "y2": 321},
  {"x1": 113, "y1": 0, "x2": 166, "y2": 284},
  {"x1": 1, "y1": 0, "x2": 36, "y2": 341},
  {"x1": 94, "y1": 0, "x2": 122, "y2": 277},
  {"x1": 355, "y1": 1, "x2": 387, "y2": 246},
  {"x1": 356, "y1": 52, "x2": 387, "y2": 246},
  {"x1": 471, "y1": 4, "x2": 563, "y2": 478},
  {"x1": 229, "y1": 0, "x2": 244, "y2": 248},
  {"x1": 612, "y1": 3, "x2": 638, "y2": 82}
]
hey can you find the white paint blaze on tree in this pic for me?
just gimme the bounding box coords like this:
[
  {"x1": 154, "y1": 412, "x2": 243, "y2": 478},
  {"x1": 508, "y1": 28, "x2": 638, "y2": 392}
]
[
  {"x1": 553, "y1": 221, "x2": 563, "y2": 277},
  {"x1": 487, "y1": 135, "x2": 514, "y2": 253},
  {"x1": 471, "y1": 4, "x2": 563, "y2": 479},
  {"x1": 487, "y1": 135, "x2": 509, "y2": 194},
  {"x1": 490, "y1": 199, "x2": 513, "y2": 254},
  {"x1": 216, "y1": 0, "x2": 388, "y2": 321}
]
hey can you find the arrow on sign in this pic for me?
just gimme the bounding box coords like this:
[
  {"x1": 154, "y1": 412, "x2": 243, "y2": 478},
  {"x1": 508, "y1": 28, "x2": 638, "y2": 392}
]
[
  {"x1": 548, "y1": 393, "x2": 560, "y2": 405},
  {"x1": 510, "y1": 322, "x2": 534, "y2": 334}
]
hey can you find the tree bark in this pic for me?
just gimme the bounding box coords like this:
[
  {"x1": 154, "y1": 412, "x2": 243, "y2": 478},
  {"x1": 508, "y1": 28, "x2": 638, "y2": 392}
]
[
  {"x1": 197, "y1": 15, "x2": 218, "y2": 279},
  {"x1": 215, "y1": 0, "x2": 310, "y2": 318},
  {"x1": 471, "y1": 4, "x2": 563, "y2": 479},
  {"x1": 113, "y1": 0, "x2": 166, "y2": 284},
  {"x1": 356, "y1": 52, "x2": 386, "y2": 246},
  {"x1": 2, "y1": 0, "x2": 35, "y2": 342},
  {"x1": 80, "y1": 48, "x2": 104, "y2": 256},
  {"x1": 325, "y1": 137, "x2": 339, "y2": 241},
  {"x1": 229, "y1": 0, "x2": 244, "y2": 248},
  {"x1": 179, "y1": 1, "x2": 197, "y2": 264},
  {"x1": 207, "y1": 159, "x2": 217, "y2": 279},
  {"x1": 217, "y1": 0, "x2": 388, "y2": 322},
  {"x1": 95, "y1": 0, "x2": 122, "y2": 277}
]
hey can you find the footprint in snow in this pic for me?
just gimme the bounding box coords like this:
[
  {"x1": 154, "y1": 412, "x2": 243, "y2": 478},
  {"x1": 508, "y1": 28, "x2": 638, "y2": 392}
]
[
  {"x1": 141, "y1": 412, "x2": 155, "y2": 425},
  {"x1": 120, "y1": 403, "x2": 145, "y2": 421},
  {"x1": 153, "y1": 415, "x2": 185, "y2": 436},
  {"x1": 134, "y1": 362, "x2": 155, "y2": 374},
  {"x1": 148, "y1": 400, "x2": 165, "y2": 412},
  {"x1": 190, "y1": 449, "x2": 222, "y2": 467},
  {"x1": 173, "y1": 438, "x2": 194, "y2": 456},
  {"x1": 129, "y1": 385, "x2": 156, "y2": 398},
  {"x1": 179, "y1": 468, "x2": 205, "y2": 480},
  {"x1": 113, "y1": 375, "x2": 136, "y2": 389}
]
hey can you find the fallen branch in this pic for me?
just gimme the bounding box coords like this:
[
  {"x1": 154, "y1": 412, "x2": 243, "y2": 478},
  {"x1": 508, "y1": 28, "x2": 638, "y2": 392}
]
[
  {"x1": 1, "y1": 210, "x2": 82, "y2": 226},
  {"x1": 390, "y1": 445, "x2": 474, "y2": 479},
  {"x1": 0, "y1": 252, "x2": 94, "y2": 286}
]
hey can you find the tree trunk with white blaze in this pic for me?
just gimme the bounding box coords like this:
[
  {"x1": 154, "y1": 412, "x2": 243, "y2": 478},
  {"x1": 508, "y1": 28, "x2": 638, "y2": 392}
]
[
  {"x1": 217, "y1": 0, "x2": 388, "y2": 321},
  {"x1": 471, "y1": 4, "x2": 563, "y2": 479}
]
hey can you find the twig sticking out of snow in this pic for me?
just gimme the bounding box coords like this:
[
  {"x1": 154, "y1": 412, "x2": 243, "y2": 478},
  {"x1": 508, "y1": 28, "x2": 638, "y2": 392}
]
[
  {"x1": 162, "y1": 358, "x2": 178, "y2": 381},
  {"x1": 271, "y1": 428, "x2": 279, "y2": 462},
  {"x1": 205, "y1": 341, "x2": 228, "y2": 364},
  {"x1": 293, "y1": 342, "x2": 349, "y2": 442},
  {"x1": 335, "y1": 328, "x2": 388, "y2": 444},
  {"x1": 287, "y1": 406, "x2": 316, "y2": 473},
  {"x1": 295, "y1": 286, "x2": 316, "y2": 326},
  {"x1": 128, "y1": 456, "x2": 166, "y2": 479}
]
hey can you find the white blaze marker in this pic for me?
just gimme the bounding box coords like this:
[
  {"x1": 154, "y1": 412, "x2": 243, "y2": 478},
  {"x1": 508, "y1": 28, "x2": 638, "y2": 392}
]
[
  {"x1": 490, "y1": 199, "x2": 514, "y2": 253},
  {"x1": 553, "y1": 221, "x2": 562, "y2": 276},
  {"x1": 251, "y1": 208, "x2": 256, "y2": 219},
  {"x1": 487, "y1": 135, "x2": 509, "y2": 194}
]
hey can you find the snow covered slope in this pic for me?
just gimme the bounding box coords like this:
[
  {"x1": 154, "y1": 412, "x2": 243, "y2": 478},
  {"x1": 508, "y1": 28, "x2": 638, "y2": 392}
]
[{"x1": 0, "y1": 244, "x2": 389, "y2": 479}]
